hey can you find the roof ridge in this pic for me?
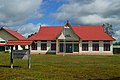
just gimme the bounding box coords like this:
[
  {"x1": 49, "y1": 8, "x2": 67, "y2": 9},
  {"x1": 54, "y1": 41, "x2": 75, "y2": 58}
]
[{"x1": 41, "y1": 26, "x2": 63, "y2": 27}]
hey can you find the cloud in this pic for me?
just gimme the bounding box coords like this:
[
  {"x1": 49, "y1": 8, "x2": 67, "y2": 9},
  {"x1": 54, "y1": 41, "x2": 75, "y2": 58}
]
[
  {"x1": 51, "y1": 0, "x2": 120, "y2": 41},
  {"x1": 52, "y1": 0, "x2": 120, "y2": 25},
  {"x1": 17, "y1": 23, "x2": 47, "y2": 37},
  {"x1": 0, "y1": 0, "x2": 43, "y2": 26}
]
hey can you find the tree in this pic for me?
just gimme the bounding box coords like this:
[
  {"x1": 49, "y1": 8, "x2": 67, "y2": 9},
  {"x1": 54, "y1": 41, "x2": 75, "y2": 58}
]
[
  {"x1": 28, "y1": 32, "x2": 37, "y2": 38},
  {"x1": 103, "y1": 23, "x2": 114, "y2": 36},
  {"x1": 114, "y1": 42, "x2": 120, "y2": 45}
]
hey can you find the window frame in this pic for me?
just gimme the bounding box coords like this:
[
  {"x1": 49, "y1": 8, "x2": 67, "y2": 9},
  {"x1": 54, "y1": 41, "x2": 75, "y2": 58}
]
[
  {"x1": 31, "y1": 42, "x2": 37, "y2": 50},
  {"x1": 92, "y1": 43, "x2": 99, "y2": 51},
  {"x1": 82, "y1": 41, "x2": 89, "y2": 51},
  {"x1": 104, "y1": 41, "x2": 110, "y2": 51},
  {"x1": 51, "y1": 43, "x2": 56, "y2": 51},
  {"x1": 41, "y1": 43, "x2": 47, "y2": 50},
  {"x1": 82, "y1": 43, "x2": 88, "y2": 51}
]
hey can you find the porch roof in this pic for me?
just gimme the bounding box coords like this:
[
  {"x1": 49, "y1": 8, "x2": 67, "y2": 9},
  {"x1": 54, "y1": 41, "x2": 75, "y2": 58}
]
[
  {"x1": 0, "y1": 44, "x2": 5, "y2": 46},
  {"x1": 6, "y1": 40, "x2": 33, "y2": 46}
]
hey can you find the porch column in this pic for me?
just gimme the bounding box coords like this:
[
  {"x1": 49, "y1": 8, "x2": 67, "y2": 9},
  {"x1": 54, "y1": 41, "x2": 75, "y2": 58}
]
[
  {"x1": 56, "y1": 39, "x2": 58, "y2": 53},
  {"x1": 28, "y1": 45, "x2": 31, "y2": 69},
  {"x1": 79, "y1": 40, "x2": 82, "y2": 53},
  {"x1": 10, "y1": 45, "x2": 14, "y2": 68},
  {"x1": 89, "y1": 41, "x2": 92, "y2": 52},
  {"x1": 99, "y1": 41, "x2": 103, "y2": 53},
  {"x1": 110, "y1": 41, "x2": 113, "y2": 53}
]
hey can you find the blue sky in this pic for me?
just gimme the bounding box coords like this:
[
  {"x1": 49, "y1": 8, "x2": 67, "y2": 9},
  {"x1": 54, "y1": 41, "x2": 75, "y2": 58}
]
[
  {"x1": 0, "y1": 0, "x2": 120, "y2": 41},
  {"x1": 26, "y1": 0, "x2": 64, "y2": 25}
]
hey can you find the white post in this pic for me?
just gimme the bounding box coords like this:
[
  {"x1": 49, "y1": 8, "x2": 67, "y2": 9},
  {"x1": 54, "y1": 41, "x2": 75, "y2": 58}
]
[
  {"x1": 56, "y1": 39, "x2": 58, "y2": 54},
  {"x1": 89, "y1": 41, "x2": 92, "y2": 52},
  {"x1": 79, "y1": 40, "x2": 82, "y2": 54},
  {"x1": 110, "y1": 41, "x2": 113, "y2": 54},
  {"x1": 63, "y1": 27, "x2": 66, "y2": 56}
]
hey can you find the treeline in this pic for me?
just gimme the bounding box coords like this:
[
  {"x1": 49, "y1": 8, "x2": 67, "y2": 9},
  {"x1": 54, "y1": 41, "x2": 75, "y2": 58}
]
[{"x1": 114, "y1": 42, "x2": 120, "y2": 45}]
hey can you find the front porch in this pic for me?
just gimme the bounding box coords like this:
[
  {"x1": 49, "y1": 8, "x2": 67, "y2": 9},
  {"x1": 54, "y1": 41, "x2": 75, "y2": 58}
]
[{"x1": 56, "y1": 40, "x2": 79, "y2": 53}]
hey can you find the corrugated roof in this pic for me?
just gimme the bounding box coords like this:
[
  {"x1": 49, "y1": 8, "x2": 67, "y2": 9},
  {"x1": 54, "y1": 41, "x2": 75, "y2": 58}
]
[
  {"x1": 28, "y1": 26, "x2": 64, "y2": 40},
  {"x1": 28, "y1": 26, "x2": 115, "y2": 41},
  {"x1": 6, "y1": 40, "x2": 33, "y2": 46},
  {"x1": 0, "y1": 44, "x2": 5, "y2": 46},
  {"x1": 72, "y1": 26, "x2": 115, "y2": 40}
]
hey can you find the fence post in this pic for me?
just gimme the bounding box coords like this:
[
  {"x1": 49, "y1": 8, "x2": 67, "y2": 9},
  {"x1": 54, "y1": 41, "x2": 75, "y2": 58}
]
[
  {"x1": 10, "y1": 46, "x2": 14, "y2": 68},
  {"x1": 28, "y1": 45, "x2": 31, "y2": 69}
]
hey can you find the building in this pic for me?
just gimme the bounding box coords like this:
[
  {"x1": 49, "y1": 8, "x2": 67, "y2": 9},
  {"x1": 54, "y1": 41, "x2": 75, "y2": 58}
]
[
  {"x1": 113, "y1": 45, "x2": 120, "y2": 54},
  {"x1": 28, "y1": 21, "x2": 115, "y2": 55},
  {"x1": 0, "y1": 27, "x2": 26, "y2": 51}
]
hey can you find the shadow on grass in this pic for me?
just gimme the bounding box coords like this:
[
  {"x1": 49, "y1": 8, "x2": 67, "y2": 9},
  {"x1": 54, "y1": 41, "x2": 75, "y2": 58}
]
[
  {"x1": 0, "y1": 65, "x2": 21, "y2": 68},
  {"x1": 89, "y1": 77, "x2": 120, "y2": 80}
]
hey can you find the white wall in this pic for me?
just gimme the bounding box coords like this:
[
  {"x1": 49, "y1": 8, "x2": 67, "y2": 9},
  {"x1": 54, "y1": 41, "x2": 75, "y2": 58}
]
[
  {"x1": 31, "y1": 41, "x2": 56, "y2": 53},
  {"x1": 58, "y1": 28, "x2": 79, "y2": 40},
  {"x1": 0, "y1": 37, "x2": 5, "y2": 41},
  {"x1": 0, "y1": 30, "x2": 23, "y2": 51},
  {"x1": 31, "y1": 40, "x2": 113, "y2": 54},
  {"x1": 0, "y1": 30, "x2": 18, "y2": 41},
  {"x1": 80, "y1": 41, "x2": 113, "y2": 54}
]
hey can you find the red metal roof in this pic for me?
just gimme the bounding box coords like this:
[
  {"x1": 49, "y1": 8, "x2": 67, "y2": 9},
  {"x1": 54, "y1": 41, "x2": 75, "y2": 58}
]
[
  {"x1": 72, "y1": 26, "x2": 115, "y2": 40},
  {"x1": 6, "y1": 40, "x2": 33, "y2": 46},
  {"x1": 28, "y1": 26, "x2": 64, "y2": 40},
  {"x1": 28, "y1": 26, "x2": 114, "y2": 41},
  {"x1": 2, "y1": 28, "x2": 26, "y2": 40},
  {"x1": 0, "y1": 44, "x2": 5, "y2": 46}
]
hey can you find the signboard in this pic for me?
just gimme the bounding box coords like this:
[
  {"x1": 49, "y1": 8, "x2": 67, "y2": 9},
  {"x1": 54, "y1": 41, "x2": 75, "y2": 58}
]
[
  {"x1": 12, "y1": 50, "x2": 29, "y2": 59},
  {"x1": 10, "y1": 48, "x2": 31, "y2": 69}
]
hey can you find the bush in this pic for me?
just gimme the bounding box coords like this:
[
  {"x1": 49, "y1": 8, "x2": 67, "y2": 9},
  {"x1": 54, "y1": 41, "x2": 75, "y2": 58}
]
[{"x1": 4, "y1": 51, "x2": 10, "y2": 53}]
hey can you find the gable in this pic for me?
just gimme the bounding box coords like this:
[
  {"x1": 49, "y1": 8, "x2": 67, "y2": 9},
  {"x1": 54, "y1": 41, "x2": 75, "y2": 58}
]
[
  {"x1": 28, "y1": 26, "x2": 63, "y2": 40},
  {"x1": 0, "y1": 30, "x2": 18, "y2": 41},
  {"x1": 3, "y1": 28, "x2": 26, "y2": 40},
  {"x1": 0, "y1": 37, "x2": 5, "y2": 41},
  {"x1": 58, "y1": 27, "x2": 79, "y2": 40}
]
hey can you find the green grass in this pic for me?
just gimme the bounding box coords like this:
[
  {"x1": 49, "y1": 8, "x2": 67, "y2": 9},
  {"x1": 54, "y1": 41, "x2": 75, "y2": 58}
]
[{"x1": 0, "y1": 53, "x2": 120, "y2": 80}]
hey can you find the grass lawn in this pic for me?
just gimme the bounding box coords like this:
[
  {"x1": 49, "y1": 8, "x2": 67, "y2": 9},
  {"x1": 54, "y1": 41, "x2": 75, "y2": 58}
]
[{"x1": 0, "y1": 53, "x2": 120, "y2": 80}]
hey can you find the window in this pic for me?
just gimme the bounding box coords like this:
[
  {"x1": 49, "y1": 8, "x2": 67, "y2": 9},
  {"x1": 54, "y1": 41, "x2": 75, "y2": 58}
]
[
  {"x1": 104, "y1": 41, "x2": 110, "y2": 42},
  {"x1": 82, "y1": 44, "x2": 88, "y2": 51},
  {"x1": 41, "y1": 40, "x2": 47, "y2": 42},
  {"x1": 51, "y1": 43, "x2": 56, "y2": 50},
  {"x1": 93, "y1": 41, "x2": 99, "y2": 42},
  {"x1": 82, "y1": 41, "x2": 88, "y2": 42},
  {"x1": 41, "y1": 43, "x2": 47, "y2": 50},
  {"x1": 93, "y1": 44, "x2": 99, "y2": 51},
  {"x1": 104, "y1": 43, "x2": 110, "y2": 51},
  {"x1": 51, "y1": 40, "x2": 56, "y2": 42},
  {"x1": 31, "y1": 42, "x2": 37, "y2": 50},
  {"x1": 74, "y1": 41, "x2": 79, "y2": 42},
  {"x1": 74, "y1": 44, "x2": 79, "y2": 52},
  {"x1": 0, "y1": 41, "x2": 5, "y2": 43},
  {"x1": 60, "y1": 43, "x2": 64, "y2": 52}
]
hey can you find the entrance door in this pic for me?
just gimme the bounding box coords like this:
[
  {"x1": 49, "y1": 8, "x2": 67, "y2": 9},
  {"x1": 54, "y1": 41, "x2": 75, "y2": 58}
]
[
  {"x1": 59, "y1": 44, "x2": 64, "y2": 52},
  {"x1": 66, "y1": 44, "x2": 72, "y2": 53}
]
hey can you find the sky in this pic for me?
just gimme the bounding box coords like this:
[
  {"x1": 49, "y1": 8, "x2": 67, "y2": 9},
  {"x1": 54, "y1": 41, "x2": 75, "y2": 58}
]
[{"x1": 0, "y1": 0, "x2": 120, "y2": 41}]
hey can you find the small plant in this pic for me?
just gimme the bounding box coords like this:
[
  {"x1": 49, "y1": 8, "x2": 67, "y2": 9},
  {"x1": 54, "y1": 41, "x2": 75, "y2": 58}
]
[{"x1": 4, "y1": 51, "x2": 10, "y2": 53}]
